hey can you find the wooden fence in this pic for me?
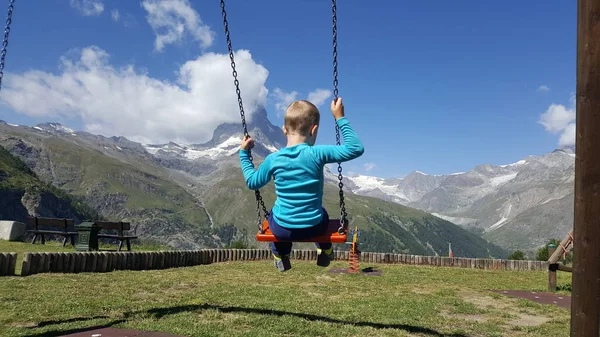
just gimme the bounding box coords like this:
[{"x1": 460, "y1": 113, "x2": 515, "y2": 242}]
[
  {"x1": 0, "y1": 253, "x2": 17, "y2": 276},
  {"x1": 5, "y1": 249, "x2": 549, "y2": 276}
]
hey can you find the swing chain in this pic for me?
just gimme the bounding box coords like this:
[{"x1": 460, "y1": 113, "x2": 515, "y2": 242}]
[
  {"x1": 0, "y1": 0, "x2": 15, "y2": 91},
  {"x1": 220, "y1": 0, "x2": 268, "y2": 227},
  {"x1": 332, "y1": 0, "x2": 347, "y2": 234}
]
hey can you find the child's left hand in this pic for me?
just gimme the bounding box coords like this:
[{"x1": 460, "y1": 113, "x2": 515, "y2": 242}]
[{"x1": 240, "y1": 135, "x2": 255, "y2": 151}]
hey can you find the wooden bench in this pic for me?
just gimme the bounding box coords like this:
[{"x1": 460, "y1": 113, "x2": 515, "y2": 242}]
[
  {"x1": 26, "y1": 217, "x2": 77, "y2": 246},
  {"x1": 95, "y1": 221, "x2": 138, "y2": 251}
]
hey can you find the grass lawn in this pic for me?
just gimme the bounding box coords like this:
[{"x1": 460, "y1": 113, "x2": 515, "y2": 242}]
[{"x1": 0, "y1": 241, "x2": 572, "y2": 337}]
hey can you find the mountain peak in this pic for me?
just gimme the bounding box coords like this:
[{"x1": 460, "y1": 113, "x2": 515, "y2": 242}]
[
  {"x1": 553, "y1": 145, "x2": 575, "y2": 154},
  {"x1": 141, "y1": 106, "x2": 284, "y2": 161},
  {"x1": 198, "y1": 106, "x2": 285, "y2": 158},
  {"x1": 36, "y1": 122, "x2": 77, "y2": 135}
]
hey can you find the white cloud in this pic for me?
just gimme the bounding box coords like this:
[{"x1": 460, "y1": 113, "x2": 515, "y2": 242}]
[
  {"x1": 70, "y1": 0, "x2": 104, "y2": 16},
  {"x1": 0, "y1": 46, "x2": 269, "y2": 145},
  {"x1": 364, "y1": 162, "x2": 376, "y2": 172},
  {"x1": 539, "y1": 103, "x2": 575, "y2": 132},
  {"x1": 537, "y1": 85, "x2": 550, "y2": 92},
  {"x1": 272, "y1": 88, "x2": 332, "y2": 116},
  {"x1": 539, "y1": 94, "x2": 576, "y2": 148},
  {"x1": 307, "y1": 89, "x2": 331, "y2": 107},
  {"x1": 142, "y1": 0, "x2": 215, "y2": 52},
  {"x1": 272, "y1": 88, "x2": 298, "y2": 113},
  {"x1": 111, "y1": 9, "x2": 120, "y2": 22},
  {"x1": 559, "y1": 123, "x2": 576, "y2": 147}
]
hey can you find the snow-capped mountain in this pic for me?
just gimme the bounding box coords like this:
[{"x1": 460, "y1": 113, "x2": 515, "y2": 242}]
[
  {"x1": 143, "y1": 107, "x2": 285, "y2": 162},
  {"x1": 344, "y1": 148, "x2": 576, "y2": 250},
  {"x1": 0, "y1": 108, "x2": 576, "y2": 251},
  {"x1": 34, "y1": 122, "x2": 78, "y2": 135}
]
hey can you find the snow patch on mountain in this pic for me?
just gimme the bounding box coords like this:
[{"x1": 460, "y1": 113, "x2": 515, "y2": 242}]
[
  {"x1": 34, "y1": 122, "x2": 77, "y2": 136},
  {"x1": 489, "y1": 172, "x2": 518, "y2": 187},
  {"x1": 347, "y1": 174, "x2": 409, "y2": 202},
  {"x1": 499, "y1": 159, "x2": 527, "y2": 168},
  {"x1": 488, "y1": 204, "x2": 513, "y2": 231},
  {"x1": 143, "y1": 136, "x2": 245, "y2": 160}
]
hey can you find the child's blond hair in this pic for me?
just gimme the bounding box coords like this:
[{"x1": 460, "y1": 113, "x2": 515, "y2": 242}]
[{"x1": 284, "y1": 100, "x2": 320, "y2": 135}]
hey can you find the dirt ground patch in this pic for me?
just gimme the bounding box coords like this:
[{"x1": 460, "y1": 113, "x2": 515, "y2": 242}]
[{"x1": 443, "y1": 291, "x2": 553, "y2": 328}]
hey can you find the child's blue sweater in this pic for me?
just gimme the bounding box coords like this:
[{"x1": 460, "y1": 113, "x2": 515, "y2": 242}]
[{"x1": 239, "y1": 117, "x2": 364, "y2": 229}]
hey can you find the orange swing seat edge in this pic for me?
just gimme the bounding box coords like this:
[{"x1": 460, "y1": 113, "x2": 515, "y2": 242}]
[{"x1": 255, "y1": 219, "x2": 348, "y2": 243}]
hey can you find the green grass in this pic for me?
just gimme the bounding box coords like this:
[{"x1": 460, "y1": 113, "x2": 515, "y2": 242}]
[{"x1": 0, "y1": 242, "x2": 572, "y2": 337}]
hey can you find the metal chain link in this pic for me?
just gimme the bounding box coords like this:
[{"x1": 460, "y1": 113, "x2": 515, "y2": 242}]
[
  {"x1": 220, "y1": 0, "x2": 268, "y2": 230},
  {"x1": 332, "y1": 0, "x2": 347, "y2": 234},
  {"x1": 0, "y1": 0, "x2": 15, "y2": 91}
]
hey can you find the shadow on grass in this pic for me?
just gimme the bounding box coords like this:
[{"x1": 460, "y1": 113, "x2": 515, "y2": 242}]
[
  {"x1": 23, "y1": 304, "x2": 468, "y2": 337},
  {"x1": 22, "y1": 319, "x2": 126, "y2": 337}
]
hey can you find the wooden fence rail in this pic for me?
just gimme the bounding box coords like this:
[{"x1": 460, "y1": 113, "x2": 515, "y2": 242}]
[
  {"x1": 0, "y1": 253, "x2": 17, "y2": 276},
  {"x1": 13, "y1": 249, "x2": 549, "y2": 276}
]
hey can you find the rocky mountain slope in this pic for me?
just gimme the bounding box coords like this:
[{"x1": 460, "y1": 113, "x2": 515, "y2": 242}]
[
  {"x1": 0, "y1": 121, "x2": 222, "y2": 249},
  {"x1": 202, "y1": 167, "x2": 507, "y2": 257},
  {"x1": 0, "y1": 116, "x2": 507, "y2": 258},
  {"x1": 0, "y1": 144, "x2": 98, "y2": 224},
  {"x1": 344, "y1": 149, "x2": 575, "y2": 251}
]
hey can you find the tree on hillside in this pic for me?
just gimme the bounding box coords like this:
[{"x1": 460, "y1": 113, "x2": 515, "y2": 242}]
[{"x1": 508, "y1": 250, "x2": 526, "y2": 260}]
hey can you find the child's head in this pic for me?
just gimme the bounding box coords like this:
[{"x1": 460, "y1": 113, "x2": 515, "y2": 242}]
[{"x1": 282, "y1": 100, "x2": 320, "y2": 145}]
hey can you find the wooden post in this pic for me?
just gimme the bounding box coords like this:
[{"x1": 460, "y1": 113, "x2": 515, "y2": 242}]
[
  {"x1": 571, "y1": 0, "x2": 600, "y2": 335},
  {"x1": 549, "y1": 263, "x2": 558, "y2": 292},
  {"x1": 547, "y1": 243, "x2": 558, "y2": 291}
]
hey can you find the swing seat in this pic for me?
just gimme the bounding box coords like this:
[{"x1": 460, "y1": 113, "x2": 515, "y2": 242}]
[{"x1": 256, "y1": 219, "x2": 347, "y2": 243}]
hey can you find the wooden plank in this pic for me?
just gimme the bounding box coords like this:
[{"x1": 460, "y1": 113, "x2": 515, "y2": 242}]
[
  {"x1": 27, "y1": 217, "x2": 75, "y2": 227},
  {"x1": 30, "y1": 253, "x2": 39, "y2": 275},
  {"x1": 571, "y1": 0, "x2": 600, "y2": 335},
  {"x1": 28, "y1": 253, "x2": 37, "y2": 275},
  {"x1": 21, "y1": 253, "x2": 31, "y2": 276},
  {"x1": 558, "y1": 264, "x2": 573, "y2": 273},
  {"x1": 100, "y1": 252, "x2": 108, "y2": 272},
  {"x1": 2, "y1": 253, "x2": 9, "y2": 276},
  {"x1": 139, "y1": 252, "x2": 146, "y2": 269},
  {"x1": 149, "y1": 252, "x2": 156, "y2": 269},
  {"x1": 0, "y1": 253, "x2": 6, "y2": 276},
  {"x1": 105, "y1": 252, "x2": 113, "y2": 272},
  {"x1": 90, "y1": 253, "x2": 98, "y2": 272},
  {"x1": 49, "y1": 253, "x2": 58, "y2": 273},
  {"x1": 7, "y1": 253, "x2": 16, "y2": 276},
  {"x1": 0, "y1": 253, "x2": 7, "y2": 276},
  {"x1": 38, "y1": 253, "x2": 47, "y2": 273},
  {"x1": 94, "y1": 221, "x2": 131, "y2": 231},
  {"x1": 9, "y1": 253, "x2": 16, "y2": 276},
  {"x1": 56, "y1": 253, "x2": 64, "y2": 273}
]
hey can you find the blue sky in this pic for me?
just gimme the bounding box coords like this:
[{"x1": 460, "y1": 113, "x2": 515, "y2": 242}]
[{"x1": 0, "y1": 0, "x2": 577, "y2": 178}]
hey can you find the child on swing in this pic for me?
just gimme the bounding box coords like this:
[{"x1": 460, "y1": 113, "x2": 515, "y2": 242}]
[{"x1": 239, "y1": 98, "x2": 364, "y2": 271}]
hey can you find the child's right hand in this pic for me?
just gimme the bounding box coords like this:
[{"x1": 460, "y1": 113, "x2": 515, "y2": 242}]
[
  {"x1": 331, "y1": 97, "x2": 345, "y2": 120},
  {"x1": 240, "y1": 135, "x2": 255, "y2": 151}
]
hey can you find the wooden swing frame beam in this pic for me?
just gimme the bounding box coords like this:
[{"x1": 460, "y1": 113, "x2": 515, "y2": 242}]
[{"x1": 571, "y1": 0, "x2": 600, "y2": 335}]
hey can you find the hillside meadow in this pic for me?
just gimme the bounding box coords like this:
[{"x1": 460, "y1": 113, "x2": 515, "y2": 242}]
[{"x1": 0, "y1": 240, "x2": 572, "y2": 337}]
